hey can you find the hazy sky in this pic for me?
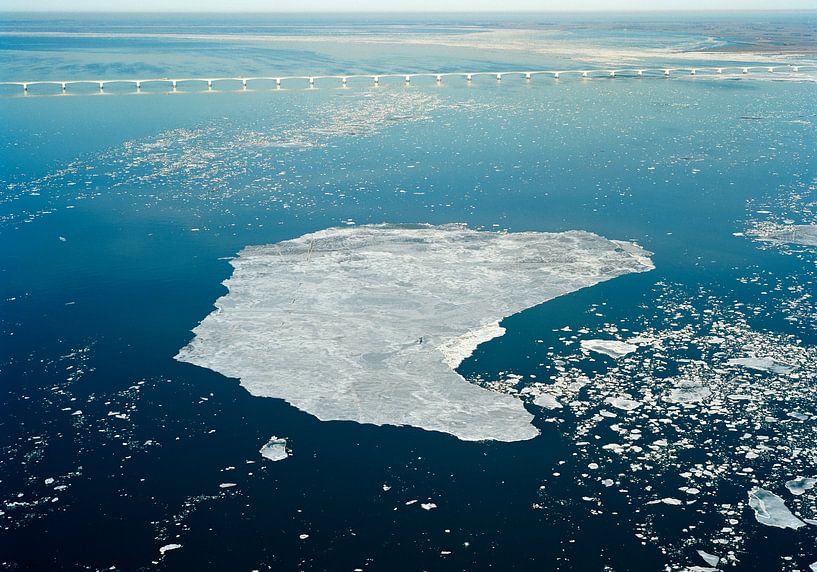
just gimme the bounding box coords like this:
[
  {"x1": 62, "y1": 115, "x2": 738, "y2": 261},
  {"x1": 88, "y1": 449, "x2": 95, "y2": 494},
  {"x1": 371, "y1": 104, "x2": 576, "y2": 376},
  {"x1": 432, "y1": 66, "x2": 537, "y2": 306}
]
[{"x1": 1, "y1": 0, "x2": 815, "y2": 11}]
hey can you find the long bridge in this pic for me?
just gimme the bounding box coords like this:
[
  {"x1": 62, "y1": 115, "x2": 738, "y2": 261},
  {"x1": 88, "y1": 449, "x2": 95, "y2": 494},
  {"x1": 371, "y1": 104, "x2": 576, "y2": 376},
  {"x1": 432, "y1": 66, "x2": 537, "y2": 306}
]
[{"x1": 2, "y1": 65, "x2": 813, "y2": 94}]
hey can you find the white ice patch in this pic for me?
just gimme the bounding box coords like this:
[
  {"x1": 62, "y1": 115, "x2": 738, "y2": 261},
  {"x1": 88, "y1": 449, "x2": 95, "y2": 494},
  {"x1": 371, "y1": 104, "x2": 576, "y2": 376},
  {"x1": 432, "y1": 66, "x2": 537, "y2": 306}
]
[
  {"x1": 727, "y1": 356, "x2": 794, "y2": 374},
  {"x1": 259, "y1": 436, "x2": 290, "y2": 462},
  {"x1": 176, "y1": 224, "x2": 653, "y2": 442},
  {"x1": 580, "y1": 339, "x2": 638, "y2": 359},
  {"x1": 748, "y1": 488, "x2": 805, "y2": 529},
  {"x1": 664, "y1": 380, "x2": 712, "y2": 405},
  {"x1": 785, "y1": 476, "x2": 817, "y2": 496},
  {"x1": 604, "y1": 396, "x2": 641, "y2": 411},
  {"x1": 438, "y1": 321, "x2": 505, "y2": 369},
  {"x1": 159, "y1": 544, "x2": 182, "y2": 555},
  {"x1": 533, "y1": 393, "x2": 563, "y2": 410},
  {"x1": 749, "y1": 224, "x2": 817, "y2": 247},
  {"x1": 697, "y1": 550, "x2": 720, "y2": 567}
]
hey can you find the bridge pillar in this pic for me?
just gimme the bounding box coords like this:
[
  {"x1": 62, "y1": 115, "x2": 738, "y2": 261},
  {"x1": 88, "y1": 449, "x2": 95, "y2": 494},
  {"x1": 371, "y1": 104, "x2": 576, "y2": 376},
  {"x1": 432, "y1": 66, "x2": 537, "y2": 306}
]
[
  {"x1": 690, "y1": 69, "x2": 696, "y2": 75},
  {"x1": 436, "y1": 74, "x2": 442, "y2": 83},
  {"x1": 792, "y1": 66, "x2": 799, "y2": 72},
  {"x1": 136, "y1": 81, "x2": 141, "y2": 90},
  {"x1": 553, "y1": 72, "x2": 560, "y2": 79},
  {"x1": 717, "y1": 68, "x2": 723, "y2": 74},
  {"x1": 207, "y1": 80, "x2": 213, "y2": 89},
  {"x1": 742, "y1": 67, "x2": 749, "y2": 74},
  {"x1": 373, "y1": 76, "x2": 379, "y2": 85},
  {"x1": 61, "y1": 83, "x2": 66, "y2": 91},
  {"x1": 609, "y1": 70, "x2": 616, "y2": 77},
  {"x1": 341, "y1": 77, "x2": 347, "y2": 86},
  {"x1": 495, "y1": 73, "x2": 502, "y2": 81},
  {"x1": 637, "y1": 70, "x2": 643, "y2": 76},
  {"x1": 276, "y1": 78, "x2": 281, "y2": 88},
  {"x1": 172, "y1": 80, "x2": 177, "y2": 90},
  {"x1": 768, "y1": 67, "x2": 774, "y2": 72},
  {"x1": 308, "y1": 77, "x2": 314, "y2": 87},
  {"x1": 466, "y1": 74, "x2": 472, "y2": 82},
  {"x1": 22, "y1": 83, "x2": 27, "y2": 92},
  {"x1": 581, "y1": 71, "x2": 588, "y2": 78},
  {"x1": 524, "y1": 72, "x2": 531, "y2": 80},
  {"x1": 99, "y1": 82, "x2": 104, "y2": 90},
  {"x1": 243, "y1": 79, "x2": 248, "y2": 88},
  {"x1": 405, "y1": 75, "x2": 411, "y2": 83},
  {"x1": 664, "y1": 69, "x2": 670, "y2": 76}
]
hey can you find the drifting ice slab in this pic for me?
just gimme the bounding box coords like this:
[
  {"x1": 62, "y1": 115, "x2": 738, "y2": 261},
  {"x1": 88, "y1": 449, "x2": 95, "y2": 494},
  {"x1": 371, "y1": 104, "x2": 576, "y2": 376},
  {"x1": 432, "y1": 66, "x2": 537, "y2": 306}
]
[{"x1": 176, "y1": 224, "x2": 653, "y2": 442}]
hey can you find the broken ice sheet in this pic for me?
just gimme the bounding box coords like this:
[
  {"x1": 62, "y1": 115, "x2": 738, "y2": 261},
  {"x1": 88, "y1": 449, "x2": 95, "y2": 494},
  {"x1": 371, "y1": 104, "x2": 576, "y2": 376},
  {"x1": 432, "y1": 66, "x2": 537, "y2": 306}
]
[
  {"x1": 259, "y1": 436, "x2": 290, "y2": 462},
  {"x1": 176, "y1": 224, "x2": 652, "y2": 442},
  {"x1": 664, "y1": 380, "x2": 711, "y2": 405},
  {"x1": 580, "y1": 339, "x2": 638, "y2": 359},
  {"x1": 784, "y1": 476, "x2": 817, "y2": 496},
  {"x1": 748, "y1": 488, "x2": 805, "y2": 529},
  {"x1": 727, "y1": 356, "x2": 794, "y2": 374}
]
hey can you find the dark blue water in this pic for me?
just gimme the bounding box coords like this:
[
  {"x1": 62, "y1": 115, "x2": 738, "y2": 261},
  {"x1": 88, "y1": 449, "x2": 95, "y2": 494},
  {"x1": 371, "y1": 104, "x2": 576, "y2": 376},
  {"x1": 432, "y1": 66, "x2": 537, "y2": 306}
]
[{"x1": 2, "y1": 14, "x2": 817, "y2": 571}]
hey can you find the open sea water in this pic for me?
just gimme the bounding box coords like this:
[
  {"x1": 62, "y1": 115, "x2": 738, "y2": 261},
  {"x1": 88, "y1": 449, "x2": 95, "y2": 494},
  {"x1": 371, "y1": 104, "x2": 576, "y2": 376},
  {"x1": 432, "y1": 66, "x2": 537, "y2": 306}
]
[{"x1": 1, "y1": 12, "x2": 817, "y2": 571}]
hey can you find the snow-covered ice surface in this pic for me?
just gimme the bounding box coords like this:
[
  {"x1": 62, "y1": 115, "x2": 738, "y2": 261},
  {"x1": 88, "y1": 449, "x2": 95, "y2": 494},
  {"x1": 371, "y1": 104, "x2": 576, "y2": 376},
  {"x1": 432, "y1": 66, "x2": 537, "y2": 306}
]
[
  {"x1": 727, "y1": 356, "x2": 794, "y2": 374},
  {"x1": 785, "y1": 477, "x2": 817, "y2": 496},
  {"x1": 748, "y1": 224, "x2": 817, "y2": 247},
  {"x1": 176, "y1": 224, "x2": 653, "y2": 442},
  {"x1": 748, "y1": 488, "x2": 805, "y2": 529},
  {"x1": 259, "y1": 437, "x2": 290, "y2": 462},
  {"x1": 580, "y1": 339, "x2": 638, "y2": 359}
]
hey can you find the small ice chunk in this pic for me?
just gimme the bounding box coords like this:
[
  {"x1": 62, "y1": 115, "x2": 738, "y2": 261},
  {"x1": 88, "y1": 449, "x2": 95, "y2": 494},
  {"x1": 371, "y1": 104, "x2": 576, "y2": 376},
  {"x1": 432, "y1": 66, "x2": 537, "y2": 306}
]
[
  {"x1": 647, "y1": 497, "x2": 683, "y2": 506},
  {"x1": 727, "y1": 357, "x2": 793, "y2": 374},
  {"x1": 259, "y1": 436, "x2": 290, "y2": 462},
  {"x1": 748, "y1": 488, "x2": 805, "y2": 529},
  {"x1": 665, "y1": 380, "x2": 711, "y2": 405},
  {"x1": 785, "y1": 476, "x2": 817, "y2": 496},
  {"x1": 533, "y1": 393, "x2": 562, "y2": 410},
  {"x1": 604, "y1": 396, "x2": 641, "y2": 411},
  {"x1": 421, "y1": 502, "x2": 437, "y2": 510},
  {"x1": 581, "y1": 339, "x2": 637, "y2": 359},
  {"x1": 219, "y1": 483, "x2": 237, "y2": 489},
  {"x1": 697, "y1": 550, "x2": 720, "y2": 567},
  {"x1": 159, "y1": 544, "x2": 182, "y2": 555}
]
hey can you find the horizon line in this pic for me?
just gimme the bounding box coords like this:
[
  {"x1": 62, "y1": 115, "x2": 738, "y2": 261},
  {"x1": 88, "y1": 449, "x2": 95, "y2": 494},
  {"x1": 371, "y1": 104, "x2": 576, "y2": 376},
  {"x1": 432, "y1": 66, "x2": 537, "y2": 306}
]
[{"x1": 2, "y1": 8, "x2": 816, "y2": 13}]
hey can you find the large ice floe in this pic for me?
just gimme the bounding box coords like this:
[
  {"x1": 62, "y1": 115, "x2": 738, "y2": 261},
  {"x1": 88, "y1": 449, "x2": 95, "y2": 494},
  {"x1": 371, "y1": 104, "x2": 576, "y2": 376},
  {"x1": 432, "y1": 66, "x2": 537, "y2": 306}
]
[
  {"x1": 176, "y1": 224, "x2": 653, "y2": 441},
  {"x1": 748, "y1": 488, "x2": 806, "y2": 530}
]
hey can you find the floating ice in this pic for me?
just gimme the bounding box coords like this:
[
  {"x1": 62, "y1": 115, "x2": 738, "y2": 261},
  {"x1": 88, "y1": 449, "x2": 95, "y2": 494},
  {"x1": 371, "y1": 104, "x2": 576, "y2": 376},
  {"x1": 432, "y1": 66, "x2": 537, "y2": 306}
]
[
  {"x1": 580, "y1": 339, "x2": 638, "y2": 359},
  {"x1": 750, "y1": 224, "x2": 817, "y2": 247},
  {"x1": 604, "y1": 396, "x2": 641, "y2": 411},
  {"x1": 177, "y1": 224, "x2": 653, "y2": 442},
  {"x1": 159, "y1": 544, "x2": 182, "y2": 555},
  {"x1": 533, "y1": 393, "x2": 563, "y2": 410},
  {"x1": 784, "y1": 476, "x2": 817, "y2": 496},
  {"x1": 259, "y1": 436, "x2": 290, "y2": 462},
  {"x1": 697, "y1": 550, "x2": 720, "y2": 567},
  {"x1": 747, "y1": 488, "x2": 805, "y2": 529},
  {"x1": 664, "y1": 381, "x2": 712, "y2": 405},
  {"x1": 727, "y1": 357, "x2": 794, "y2": 374}
]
